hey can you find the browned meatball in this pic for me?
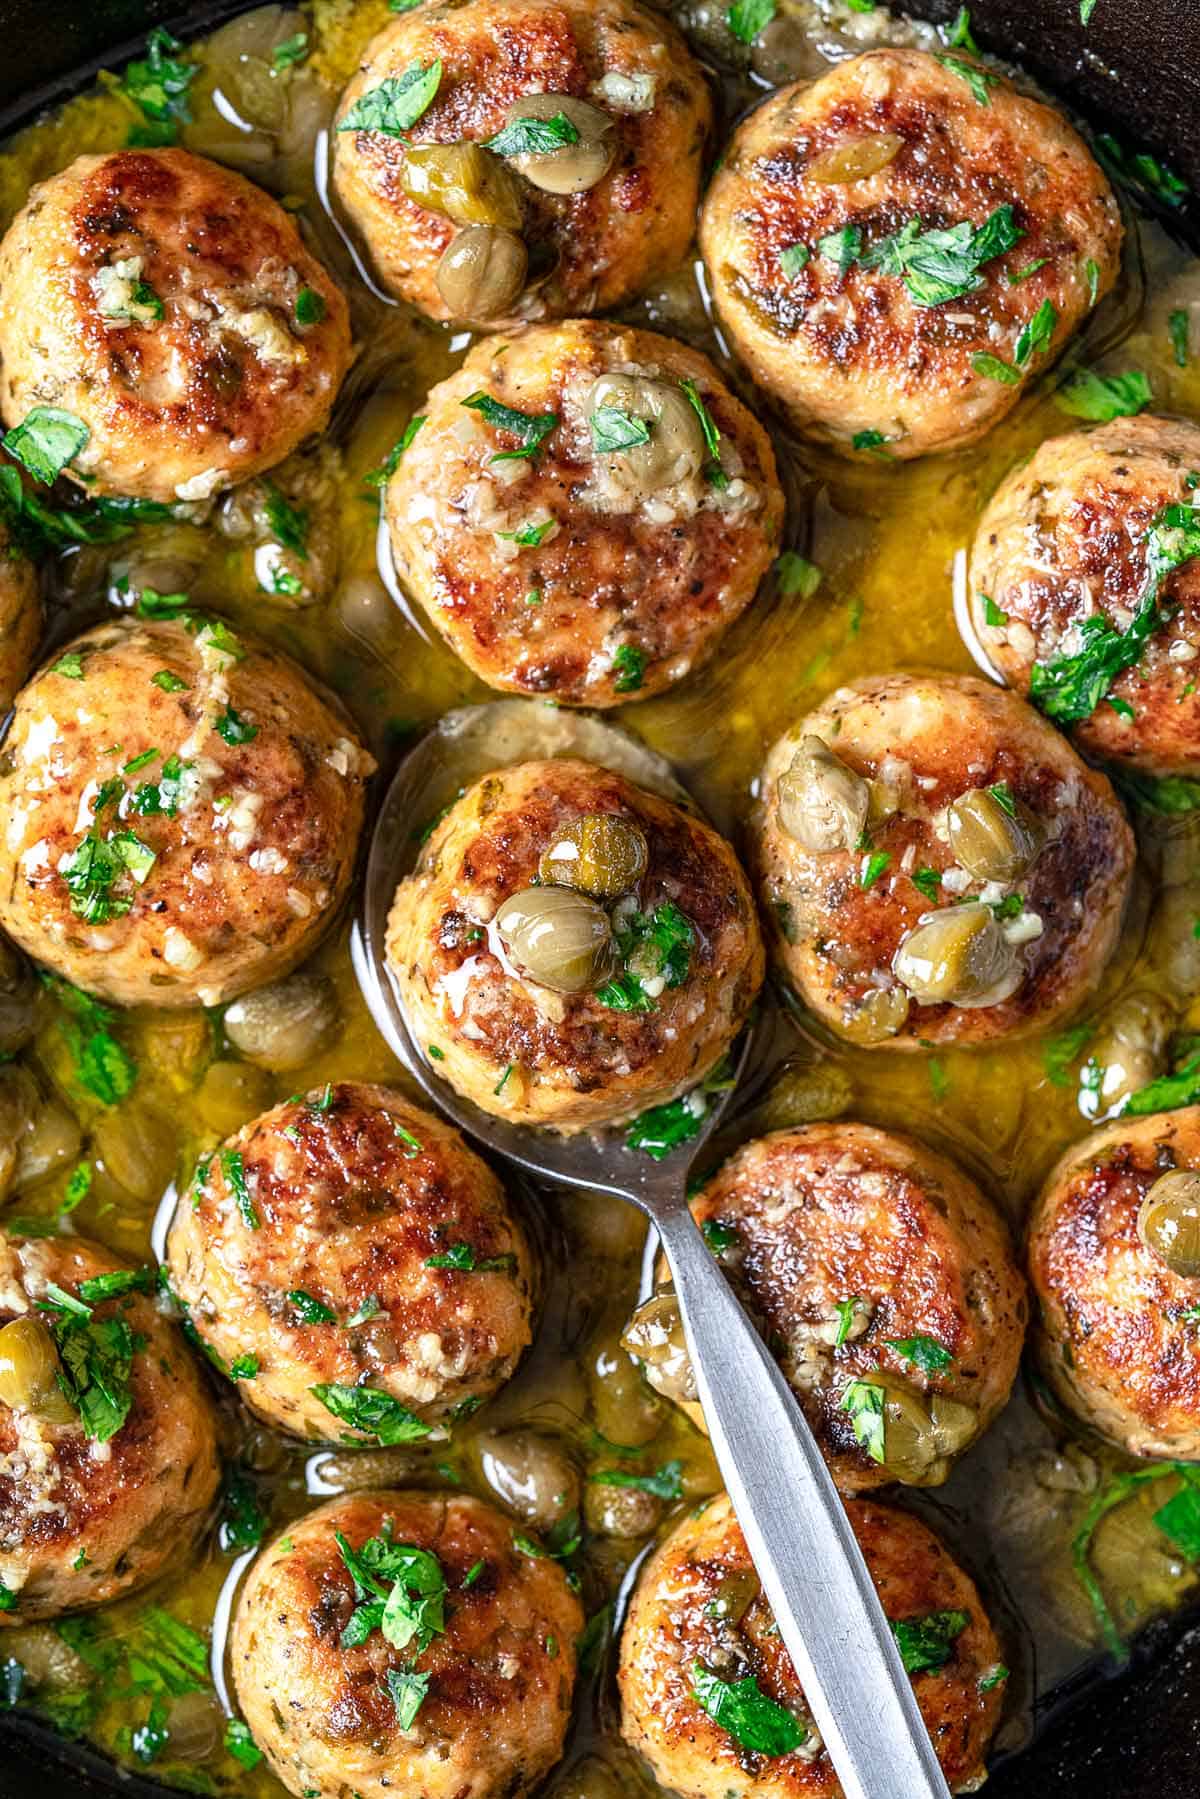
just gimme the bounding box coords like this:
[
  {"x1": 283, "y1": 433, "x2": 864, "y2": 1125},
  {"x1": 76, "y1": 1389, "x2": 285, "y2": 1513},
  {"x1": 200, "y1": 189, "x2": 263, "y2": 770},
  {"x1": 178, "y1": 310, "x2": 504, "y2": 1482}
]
[
  {"x1": 166, "y1": 1082, "x2": 535, "y2": 1442},
  {"x1": 680, "y1": 1124, "x2": 1027, "y2": 1491},
  {"x1": 0, "y1": 531, "x2": 38, "y2": 712},
  {"x1": 386, "y1": 758, "x2": 764, "y2": 1131},
  {"x1": 751, "y1": 673, "x2": 1134, "y2": 1048},
  {"x1": 0, "y1": 149, "x2": 352, "y2": 503},
  {"x1": 619, "y1": 1492, "x2": 1006, "y2": 1799},
  {"x1": 332, "y1": 0, "x2": 711, "y2": 324},
  {"x1": 0, "y1": 1231, "x2": 220, "y2": 1623},
  {"x1": 970, "y1": 415, "x2": 1200, "y2": 775},
  {"x1": 699, "y1": 48, "x2": 1121, "y2": 459},
  {"x1": 1028, "y1": 1105, "x2": 1200, "y2": 1458},
  {"x1": 0, "y1": 616, "x2": 374, "y2": 1008},
  {"x1": 231, "y1": 1489, "x2": 583, "y2": 1799},
  {"x1": 385, "y1": 321, "x2": 783, "y2": 707}
]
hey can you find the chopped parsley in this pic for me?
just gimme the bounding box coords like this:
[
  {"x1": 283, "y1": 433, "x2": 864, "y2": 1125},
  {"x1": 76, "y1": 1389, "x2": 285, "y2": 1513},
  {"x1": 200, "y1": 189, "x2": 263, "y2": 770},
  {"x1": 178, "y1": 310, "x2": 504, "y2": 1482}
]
[
  {"x1": 77, "y1": 1267, "x2": 153, "y2": 1304},
  {"x1": 366, "y1": 415, "x2": 427, "y2": 487},
  {"x1": 1054, "y1": 368, "x2": 1152, "y2": 421},
  {"x1": 591, "y1": 407, "x2": 652, "y2": 454},
  {"x1": 596, "y1": 901, "x2": 694, "y2": 1012},
  {"x1": 860, "y1": 850, "x2": 890, "y2": 890},
  {"x1": 387, "y1": 1668, "x2": 430, "y2": 1730},
  {"x1": 935, "y1": 53, "x2": 998, "y2": 105},
  {"x1": 229, "y1": 1354, "x2": 259, "y2": 1381},
  {"x1": 338, "y1": 60, "x2": 443, "y2": 137},
  {"x1": 590, "y1": 1460, "x2": 684, "y2": 1500},
  {"x1": 39, "y1": 1288, "x2": 137, "y2": 1442},
  {"x1": 219, "y1": 1468, "x2": 268, "y2": 1553},
  {"x1": 911, "y1": 866, "x2": 942, "y2": 900},
  {"x1": 691, "y1": 1664, "x2": 806, "y2": 1756},
  {"x1": 1014, "y1": 297, "x2": 1058, "y2": 365},
  {"x1": 1123, "y1": 1054, "x2": 1200, "y2": 1116},
  {"x1": 833, "y1": 1297, "x2": 863, "y2": 1348},
  {"x1": 859, "y1": 204, "x2": 1022, "y2": 306},
  {"x1": 946, "y1": 7, "x2": 979, "y2": 50},
  {"x1": 1072, "y1": 1465, "x2": 1171, "y2": 1654},
  {"x1": 612, "y1": 642, "x2": 647, "y2": 694},
  {"x1": 221, "y1": 1149, "x2": 259, "y2": 1230},
  {"x1": 1043, "y1": 1021, "x2": 1093, "y2": 1088},
  {"x1": 886, "y1": 1333, "x2": 953, "y2": 1374},
  {"x1": 425, "y1": 1243, "x2": 516, "y2": 1273},
  {"x1": 891, "y1": 1610, "x2": 969, "y2": 1673},
  {"x1": 43, "y1": 975, "x2": 137, "y2": 1107},
  {"x1": 52, "y1": 652, "x2": 86, "y2": 680},
  {"x1": 981, "y1": 593, "x2": 1008, "y2": 627},
  {"x1": 779, "y1": 243, "x2": 810, "y2": 279},
  {"x1": 461, "y1": 392, "x2": 558, "y2": 463},
  {"x1": 224, "y1": 1717, "x2": 263, "y2": 1769},
  {"x1": 214, "y1": 703, "x2": 258, "y2": 746},
  {"x1": 1095, "y1": 133, "x2": 1188, "y2": 211},
  {"x1": 840, "y1": 1376, "x2": 886, "y2": 1462},
  {"x1": 702, "y1": 1219, "x2": 738, "y2": 1254},
  {"x1": 337, "y1": 1530, "x2": 446, "y2": 1654},
  {"x1": 679, "y1": 378, "x2": 727, "y2": 486},
  {"x1": 288, "y1": 1290, "x2": 337, "y2": 1324},
  {"x1": 119, "y1": 27, "x2": 198, "y2": 147},
  {"x1": 1170, "y1": 308, "x2": 1191, "y2": 368},
  {"x1": 60, "y1": 827, "x2": 153, "y2": 924},
  {"x1": 1113, "y1": 770, "x2": 1200, "y2": 815},
  {"x1": 775, "y1": 552, "x2": 822, "y2": 598},
  {"x1": 264, "y1": 484, "x2": 309, "y2": 557},
  {"x1": 817, "y1": 225, "x2": 863, "y2": 273},
  {"x1": 3, "y1": 407, "x2": 90, "y2": 484},
  {"x1": 726, "y1": 0, "x2": 776, "y2": 42},
  {"x1": 626, "y1": 1058, "x2": 733, "y2": 1160},
  {"x1": 497, "y1": 517, "x2": 555, "y2": 547},
  {"x1": 311, "y1": 1383, "x2": 432, "y2": 1444},
  {"x1": 852, "y1": 428, "x2": 896, "y2": 455},
  {"x1": 485, "y1": 111, "x2": 581, "y2": 158}
]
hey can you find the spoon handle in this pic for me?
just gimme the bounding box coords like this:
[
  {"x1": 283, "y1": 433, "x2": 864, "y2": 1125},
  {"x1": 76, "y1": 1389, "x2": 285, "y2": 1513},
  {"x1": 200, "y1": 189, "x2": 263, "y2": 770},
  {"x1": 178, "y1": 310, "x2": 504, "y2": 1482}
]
[{"x1": 655, "y1": 1202, "x2": 953, "y2": 1799}]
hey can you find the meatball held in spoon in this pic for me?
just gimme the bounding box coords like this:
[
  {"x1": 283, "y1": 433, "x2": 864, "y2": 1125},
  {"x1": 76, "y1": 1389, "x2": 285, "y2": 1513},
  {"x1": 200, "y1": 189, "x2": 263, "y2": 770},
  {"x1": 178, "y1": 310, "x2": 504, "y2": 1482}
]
[
  {"x1": 751, "y1": 673, "x2": 1134, "y2": 1048},
  {"x1": 386, "y1": 758, "x2": 763, "y2": 1132}
]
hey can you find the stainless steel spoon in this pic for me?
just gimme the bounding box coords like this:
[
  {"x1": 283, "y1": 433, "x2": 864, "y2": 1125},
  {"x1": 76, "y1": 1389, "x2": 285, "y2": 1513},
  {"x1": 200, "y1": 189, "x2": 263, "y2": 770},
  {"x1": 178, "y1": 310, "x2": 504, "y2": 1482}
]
[{"x1": 351, "y1": 706, "x2": 953, "y2": 1799}]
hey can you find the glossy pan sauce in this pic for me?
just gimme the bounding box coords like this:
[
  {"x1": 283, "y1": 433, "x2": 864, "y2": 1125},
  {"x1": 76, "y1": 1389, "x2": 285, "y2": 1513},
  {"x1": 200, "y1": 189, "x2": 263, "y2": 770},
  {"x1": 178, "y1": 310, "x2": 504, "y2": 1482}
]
[{"x1": 0, "y1": 0, "x2": 1199, "y2": 1792}]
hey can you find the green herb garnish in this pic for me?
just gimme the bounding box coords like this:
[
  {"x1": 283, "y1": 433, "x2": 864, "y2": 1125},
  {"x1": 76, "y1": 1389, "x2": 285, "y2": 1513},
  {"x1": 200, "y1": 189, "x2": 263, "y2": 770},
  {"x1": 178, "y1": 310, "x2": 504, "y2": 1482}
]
[
  {"x1": 461, "y1": 392, "x2": 559, "y2": 463},
  {"x1": 691, "y1": 1664, "x2": 806, "y2": 1756},
  {"x1": 338, "y1": 61, "x2": 443, "y2": 137},
  {"x1": 891, "y1": 1610, "x2": 969, "y2": 1673},
  {"x1": 311, "y1": 1383, "x2": 432, "y2": 1444},
  {"x1": 1054, "y1": 368, "x2": 1152, "y2": 421}
]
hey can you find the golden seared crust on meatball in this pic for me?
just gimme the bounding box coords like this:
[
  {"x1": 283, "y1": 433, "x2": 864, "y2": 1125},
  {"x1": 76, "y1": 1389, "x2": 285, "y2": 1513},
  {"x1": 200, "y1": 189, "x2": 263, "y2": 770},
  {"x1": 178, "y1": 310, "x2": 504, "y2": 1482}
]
[
  {"x1": 332, "y1": 0, "x2": 711, "y2": 323},
  {"x1": 0, "y1": 616, "x2": 373, "y2": 1009},
  {"x1": 386, "y1": 758, "x2": 763, "y2": 1132},
  {"x1": 0, "y1": 532, "x2": 39, "y2": 712},
  {"x1": 686, "y1": 1124, "x2": 1026, "y2": 1491},
  {"x1": 167, "y1": 1082, "x2": 534, "y2": 1442},
  {"x1": 970, "y1": 415, "x2": 1200, "y2": 775},
  {"x1": 0, "y1": 1231, "x2": 219, "y2": 1623},
  {"x1": 751, "y1": 673, "x2": 1134, "y2": 1049},
  {"x1": 1028, "y1": 1105, "x2": 1200, "y2": 1458},
  {"x1": 698, "y1": 48, "x2": 1120, "y2": 459},
  {"x1": 619, "y1": 1492, "x2": 1004, "y2": 1799},
  {"x1": 0, "y1": 149, "x2": 352, "y2": 503},
  {"x1": 386, "y1": 322, "x2": 783, "y2": 707},
  {"x1": 232, "y1": 1490, "x2": 583, "y2": 1799}
]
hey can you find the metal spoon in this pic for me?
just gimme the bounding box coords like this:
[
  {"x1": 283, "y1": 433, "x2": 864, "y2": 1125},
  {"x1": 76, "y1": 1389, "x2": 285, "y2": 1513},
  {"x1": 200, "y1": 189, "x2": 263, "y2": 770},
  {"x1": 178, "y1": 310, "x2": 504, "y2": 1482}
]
[{"x1": 351, "y1": 706, "x2": 953, "y2": 1799}]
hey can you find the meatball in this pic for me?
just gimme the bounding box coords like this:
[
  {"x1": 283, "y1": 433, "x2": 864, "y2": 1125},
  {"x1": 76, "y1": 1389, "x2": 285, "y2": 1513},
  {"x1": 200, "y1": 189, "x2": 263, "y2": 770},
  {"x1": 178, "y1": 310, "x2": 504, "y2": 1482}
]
[
  {"x1": 0, "y1": 532, "x2": 38, "y2": 712},
  {"x1": 1028, "y1": 1104, "x2": 1200, "y2": 1458},
  {"x1": 751, "y1": 673, "x2": 1134, "y2": 1048},
  {"x1": 231, "y1": 1489, "x2": 583, "y2": 1799},
  {"x1": 618, "y1": 1492, "x2": 1005, "y2": 1799},
  {"x1": 386, "y1": 758, "x2": 764, "y2": 1131},
  {"x1": 333, "y1": 0, "x2": 710, "y2": 326},
  {"x1": 0, "y1": 149, "x2": 352, "y2": 503},
  {"x1": 698, "y1": 48, "x2": 1120, "y2": 459},
  {"x1": 166, "y1": 1081, "x2": 535, "y2": 1442},
  {"x1": 0, "y1": 1230, "x2": 219, "y2": 1623},
  {"x1": 681, "y1": 1124, "x2": 1026, "y2": 1490},
  {"x1": 385, "y1": 321, "x2": 784, "y2": 707},
  {"x1": 0, "y1": 615, "x2": 373, "y2": 1008},
  {"x1": 970, "y1": 415, "x2": 1200, "y2": 775}
]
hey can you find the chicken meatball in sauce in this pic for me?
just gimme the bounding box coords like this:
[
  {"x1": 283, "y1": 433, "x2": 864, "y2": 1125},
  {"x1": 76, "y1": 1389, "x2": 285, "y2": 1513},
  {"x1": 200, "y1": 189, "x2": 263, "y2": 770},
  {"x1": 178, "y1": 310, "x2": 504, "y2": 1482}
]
[
  {"x1": 386, "y1": 757, "x2": 764, "y2": 1132},
  {"x1": 385, "y1": 321, "x2": 784, "y2": 707},
  {"x1": 332, "y1": 0, "x2": 711, "y2": 324},
  {"x1": 0, "y1": 615, "x2": 373, "y2": 1008},
  {"x1": 1028, "y1": 1104, "x2": 1200, "y2": 1459},
  {"x1": 619, "y1": 1492, "x2": 1005, "y2": 1799},
  {"x1": 698, "y1": 48, "x2": 1121, "y2": 459},
  {"x1": 0, "y1": 148, "x2": 351, "y2": 503},
  {"x1": 970, "y1": 415, "x2": 1200, "y2": 775},
  {"x1": 643, "y1": 1123, "x2": 1027, "y2": 1491},
  {"x1": 166, "y1": 1082, "x2": 535, "y2": 1443},
  {"x1": 751, "y1": 673, "x2": 1134, "y2": 1048},
  {"x1": 0, "y1": 1230, "x2": 219, "y2": 1623},
  {"x1": 231, "y1": 1489, "x2": 583, "y2": 1799}
]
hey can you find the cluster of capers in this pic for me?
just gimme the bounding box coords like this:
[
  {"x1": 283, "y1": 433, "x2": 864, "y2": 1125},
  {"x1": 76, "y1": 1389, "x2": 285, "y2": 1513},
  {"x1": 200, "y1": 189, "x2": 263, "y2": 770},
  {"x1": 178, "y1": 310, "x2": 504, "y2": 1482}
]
[
  {"x1": 495, "y1": 811, "x2": 648, "y2": 994},
  {"x1": 1138, "y1": 1169, "x2": 1200, "y2": 1278},
  {"x1": 411, "y1": 95, "x2": 617, "y2": 320},
  {"x1": 0, "y1": 1314, "x2": 73, "y2": 1425},
  {"x1": 854, "y1": 1372, "x2": 977, "y2": 1486}
]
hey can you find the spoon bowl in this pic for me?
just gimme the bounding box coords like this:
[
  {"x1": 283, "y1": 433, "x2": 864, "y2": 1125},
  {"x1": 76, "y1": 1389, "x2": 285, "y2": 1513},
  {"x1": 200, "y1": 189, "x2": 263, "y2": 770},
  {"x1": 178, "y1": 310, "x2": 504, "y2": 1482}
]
[{"x1": 352, "y1": 701, "x2": 953, "y2": 1799}]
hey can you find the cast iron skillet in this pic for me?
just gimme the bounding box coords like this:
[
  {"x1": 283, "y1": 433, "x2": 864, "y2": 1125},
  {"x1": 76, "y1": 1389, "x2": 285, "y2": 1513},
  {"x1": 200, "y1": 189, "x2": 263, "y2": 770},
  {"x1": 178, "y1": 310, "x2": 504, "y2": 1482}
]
[{"x1": 1, "y1": 0, "x2": 1200, "y2": 1794}]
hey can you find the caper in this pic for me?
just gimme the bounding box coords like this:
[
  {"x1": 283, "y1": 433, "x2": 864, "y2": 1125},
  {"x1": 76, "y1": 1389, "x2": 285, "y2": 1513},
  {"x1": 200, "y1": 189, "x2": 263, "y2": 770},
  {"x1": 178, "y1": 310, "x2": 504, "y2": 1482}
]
[
  {"x1": 495, "y1": 885, "x2": 614, "y2": 994},
  {"x1": 586, "y1": 372, "x2": 706, "y2": 492},
  {"x1": 777, "y1": 736, "x2": 870, "y2": 853},
  {"x1": 539, "y1": 814, "x2": 648, "y2": 899},
  {"x1": 94, "y1": 1106, "x2": 175, "y2": 1203},
  {"x1": 401, "y1": 140, "x2": 524, "y2": 229},
  {"x1": 584, "y1": 1477, "x2": 662, "y2": 1539},
  {"x1": 893, "y1": 903, "x2": 1020, "y2": 1008},
  {"x1": 195, "y1": 1058, "x2": 274, "y2": 1136},
  {"x1": 805, "y1": 132, "x2": 905, "y2": 184},
  {"x1": 946, "y1": 786, "x2": 1044, "y2": 882},
  {"x1": 0, "y1": 1315, "x2": 74, "y2": 1424},
  {"x1": 436, "y1": 225, "x2": 529, "y2": 320},
  {"x1": 865, "y1": 1373, "x2": 976, "y2": 1486},
  {"x1": 705, "y1": 1568, "x2": 761, "y2": 1625},
  {"x1": 475, "y1": 1429, "x2": 581, "y2": 1531},
  {"x1": 1138, "y1": 1170, "x2": 1200, "y2": 1277},
  {"x1": 223, "y1": 972, "x2": 341, "y2": 1072},
  {"x1": 588, "y1": 1330, "x2": 664, "y2": 1446},
  {"x1": 163, "y1": 1690, "x2": 224, "y2": 1763},
  {"x1": 621, "y1": 1289, "x2": 696, "y2": 1404},
  {"x1": 501, "y1": 95, "x2": 615, "y2": 194},
  {"x1": 15, "y1": 1093, "x2": 82, "y2": 1192},
  {"x1": 841, "y1": 986, "x2": 910, "y2": 1045}
]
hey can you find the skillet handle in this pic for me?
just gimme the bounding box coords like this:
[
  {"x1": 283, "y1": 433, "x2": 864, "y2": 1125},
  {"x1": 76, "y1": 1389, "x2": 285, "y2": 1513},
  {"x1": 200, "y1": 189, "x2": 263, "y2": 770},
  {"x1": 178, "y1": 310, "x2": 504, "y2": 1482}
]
[{"x1": 654, "y1": 1200, "x2": 954, "y2": 1799}]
